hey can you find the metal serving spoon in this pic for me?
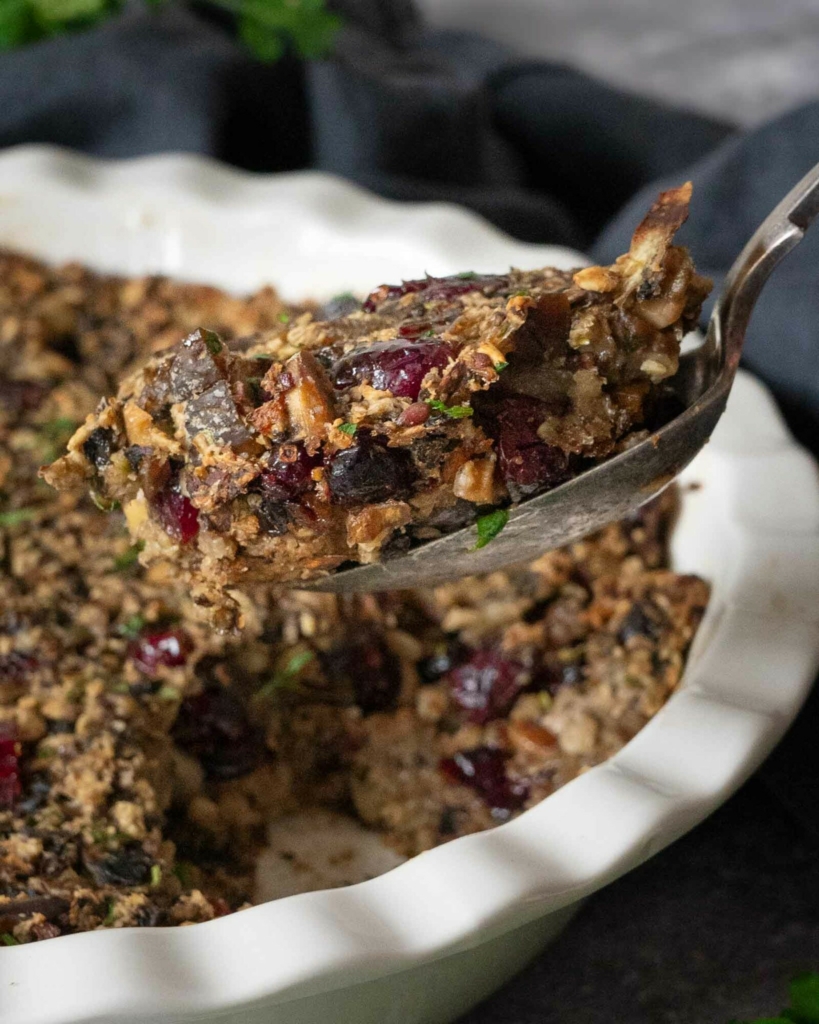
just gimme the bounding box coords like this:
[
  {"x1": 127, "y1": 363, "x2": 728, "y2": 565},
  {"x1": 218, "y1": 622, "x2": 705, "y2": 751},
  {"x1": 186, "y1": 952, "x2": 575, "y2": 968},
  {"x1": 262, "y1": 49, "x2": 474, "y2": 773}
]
[{"x1": 311, "y1": 162, "x2": 819, "y2": 593}]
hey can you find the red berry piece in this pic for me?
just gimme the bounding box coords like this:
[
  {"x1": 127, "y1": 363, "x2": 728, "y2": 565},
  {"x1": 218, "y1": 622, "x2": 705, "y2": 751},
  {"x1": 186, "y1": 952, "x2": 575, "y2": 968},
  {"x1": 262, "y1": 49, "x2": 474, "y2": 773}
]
[
  {"x1": 326, "y1": 432, "x2": 416, "y2": 506},
  {"x1": 324, "y1": 636, "x2": 401, "y2": 714},
  {"x1": 440, "y1": 747, "x2": 528, "y2": 813},
  {"x1": 0, "y1": 723, "x2": 22, "y2": 810},
  {"x1": 129, "y1": 628, "x2": 193, "y2": 676},
  {"x1": 173, "y1": 686, "x2": 264, "y2": 780},
  {"x1": 482, "y1": 395, "x2": 570, "y2": 500},
  {"x1": 151, "y1": 485, "x2": 200, "y2": 544},
  {"x1": 259, "y1": 443, "x2": 320, "y2": 502},
  {"x1": 448, "y1": 648, "x2": 527, "y2": 723},
  {"x1": 332, "y1": 340, "x2": 455, "y2": 400}
]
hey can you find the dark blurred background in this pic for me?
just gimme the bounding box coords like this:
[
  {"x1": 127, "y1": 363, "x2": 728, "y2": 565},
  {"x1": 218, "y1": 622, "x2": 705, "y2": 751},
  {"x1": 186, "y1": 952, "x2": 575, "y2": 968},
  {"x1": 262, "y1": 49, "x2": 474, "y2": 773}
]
[{"x1": 3, "y1": 1, "x2": 819, "y2": 1019}]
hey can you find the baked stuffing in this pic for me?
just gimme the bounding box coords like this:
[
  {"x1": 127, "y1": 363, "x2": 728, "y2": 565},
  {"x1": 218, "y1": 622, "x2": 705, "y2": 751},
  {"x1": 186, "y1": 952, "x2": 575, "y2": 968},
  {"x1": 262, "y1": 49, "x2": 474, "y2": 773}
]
[
  {"x1": 0, "y1": 245, "x2": 708, "y2": 945},
  {"x1": 43, "y1": 184, "x2": 710, "y2": 626}
]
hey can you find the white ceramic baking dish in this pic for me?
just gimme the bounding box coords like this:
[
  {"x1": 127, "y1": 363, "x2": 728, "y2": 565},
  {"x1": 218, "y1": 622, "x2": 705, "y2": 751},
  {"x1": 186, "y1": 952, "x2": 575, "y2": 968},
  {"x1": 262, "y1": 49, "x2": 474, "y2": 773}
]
[{"x1": 0, "y1": 145, "x2": 818, "y2": 1024}]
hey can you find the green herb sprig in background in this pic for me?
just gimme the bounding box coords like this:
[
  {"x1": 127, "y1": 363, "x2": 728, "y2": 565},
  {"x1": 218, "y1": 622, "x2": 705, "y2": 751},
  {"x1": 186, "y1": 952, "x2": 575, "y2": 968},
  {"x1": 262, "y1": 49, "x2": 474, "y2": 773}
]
[
  {"x1": 0, "y1": 0, "x2": 341, "y2": 63},
  {"x1": 732, "y1": 972, "x2": 819, "y2": 1024}
]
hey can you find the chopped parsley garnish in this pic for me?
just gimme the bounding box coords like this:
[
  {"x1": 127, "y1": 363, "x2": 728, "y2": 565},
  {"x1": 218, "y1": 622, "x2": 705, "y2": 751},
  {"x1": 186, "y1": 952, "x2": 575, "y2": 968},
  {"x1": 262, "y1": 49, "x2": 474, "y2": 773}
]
[
  {"x1": 173, "y1": 861, "x2": 195, "y2": 888},
  {"x1": 494, "y1": 361, "x2": 509, "y2": 371},
  {"x1": 117, "y1": 614, "x2": 145, "y2": 639},
  {"x1": 457, "y1": 271, "x2": 478, "y2": 280},
  {"x1": 473, "y1": 509, "x2": 509, "y2": 550},
  {"x1": 150, "y1": 864, "x2": 162, "y2": 887},
  {"x1": 256, "y1": 648, "x2": 315, "y2": 701},
  {"x1": 337, "y1": 422, "x2": 358, "y2": 436},
  {"x1": 114, "y1": 541, "x2": 144, "y2": 572},
  {"x1": 90, "y1": 489, "x2": 119, "y2": 513},
  {"x1": 0, "y1": 933, "x2": 19, "y2": 946},
  {"x1": 0, "y1": 508, "x2": 36, "y2": 527},
  {"x1": 426, "y1": 399, "x2": 473, "y2": 419},
  {"x1": 103, "y1": 899, "x2": 116, "y2": 926},
  {"x1": 278, "y1": 311, "x2": 291, "y2": 324},
  {"x1": 157, "y1": 686, "x2": 180, "y2": 702},
  {"x1": 201, "y1": 329, "x2": 223, "y2": 355}
]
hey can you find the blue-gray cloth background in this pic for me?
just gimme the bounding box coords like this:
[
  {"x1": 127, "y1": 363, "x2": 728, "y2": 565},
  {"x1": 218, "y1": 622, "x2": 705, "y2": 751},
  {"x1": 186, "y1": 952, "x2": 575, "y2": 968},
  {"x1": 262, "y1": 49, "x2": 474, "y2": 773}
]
[{"x1": 3, "y1": 1, "x2": 819, "y2": 1019}]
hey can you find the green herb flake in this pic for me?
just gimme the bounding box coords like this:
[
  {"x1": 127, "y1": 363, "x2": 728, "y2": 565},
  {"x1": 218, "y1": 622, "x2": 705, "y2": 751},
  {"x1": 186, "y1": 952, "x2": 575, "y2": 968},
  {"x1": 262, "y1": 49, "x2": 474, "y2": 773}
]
[
  {"x1": 457, "y1": 271, "x2": 478, "y2": 280},
  {"x1": 118, "y1": 614, "x2": 145, "y2": 639},
  {"x1": 200, "y1": 329, "x2": 223, "y2": 355},
  {"x1": 277, "y1": 311, "x2": 291, "y2": 324},
  {"x1": 256, "y1": 648, "x2": 315, "y2": 701},
  {"x1": 494, "y1": 361, "x2": 509, "y2": 371},
  {"x1": 473, "y1": 509, "x2": 509, "y2": 550},
  {"x1": 150, "y1": 864, "x2": 162, "y2": 887},
  {"x1": 157, "y1": 686, "x2": 180, "y2": 702},
  {"x1": 0, "y1": 933, "x2": 19, "y2": 946},
  {"x1": 0, "y1": 508, "x2": 36, "y2": 527},
  {"x1": 35, "y1": 746, "x2": 55, "y2": 760},
  {"x1": 90, "y1": 489, "x2": 119, "y2": 513},
  {"x1": 103, "y1": 899, "x2": 116, "y2": 926},
  {"x1": 173, "y1": 860, "x2": 195, "y2": 888},
  {"x1": 337, "y1": 422, "x2": 357, "y2": 436},
  {"x1": 426, "y1": 399, "x2": 473, "y2": 420},
  {"x1": 114, "y1": 541, "x2": 144, "y2": 572},
  {"x1": 422, "y1": 329, "x2": 436, "y2": 338}
]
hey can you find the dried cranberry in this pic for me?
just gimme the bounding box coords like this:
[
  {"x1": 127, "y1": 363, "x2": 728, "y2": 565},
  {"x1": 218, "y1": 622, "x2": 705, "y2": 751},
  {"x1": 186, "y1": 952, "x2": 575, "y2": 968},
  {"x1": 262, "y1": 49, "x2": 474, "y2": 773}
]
[
  {"x1": 332, "y1": 339, "x2": 455, "y2": 400},
  {"x1": 84, "y1": 844, "x2": 153, "y2": 887},
  {"x1": 326, "y1": 433, "x2": 415, "y2": 506},
  {"x1": 259, "y1": 443, "x2": 319, "y2": 501},
  {"x1": 479, "y1": 395, "x2": 570, "y2": 500},
  {"x1": 173, "y1": 686, "x2": 264, "y2": 780},
  {"x1": 324, "y1": 636, "x2": 401, "y2": 714},
  {"x1": 0, "y1": 723, "x2": 21, "y2": 810},
  {"x1": 82, "y1": 428, "x2": 115, "y2": 470},
  {"x1": 440, "y1": 747, "x2": 528, "y2": 813},
  {"x1": 129, "y1": 628, "x2": 193, "y2": 676},
  {"x1": 151, "y1": 485, "x2": 199, "y2": 544},
  {"x1": 447, "y1": 649, "x2": 527, "y2": 723}
]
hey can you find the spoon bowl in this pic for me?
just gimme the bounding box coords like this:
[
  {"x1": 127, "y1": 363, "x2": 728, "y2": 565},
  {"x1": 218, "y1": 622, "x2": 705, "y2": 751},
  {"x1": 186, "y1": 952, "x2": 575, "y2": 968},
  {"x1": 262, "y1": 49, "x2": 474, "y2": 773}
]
[{"x1": 311, "y1": 161, "x2": 819, "y2": 593}]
